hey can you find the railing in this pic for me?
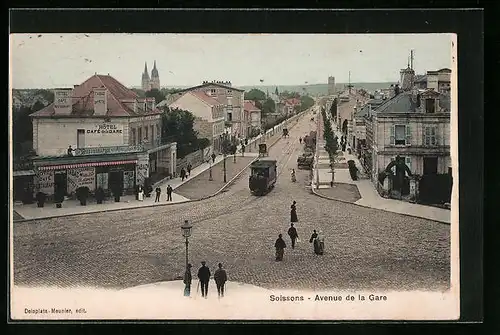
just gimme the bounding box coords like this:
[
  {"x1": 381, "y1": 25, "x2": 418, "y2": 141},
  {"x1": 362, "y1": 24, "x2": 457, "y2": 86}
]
[{"x1": 73, "y1": 145, "x2": 144, "y2": 156}]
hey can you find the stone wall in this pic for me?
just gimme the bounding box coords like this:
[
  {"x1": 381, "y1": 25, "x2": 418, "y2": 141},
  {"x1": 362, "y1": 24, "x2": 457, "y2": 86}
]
[{"x1": 175, "y1": 148, "x2": 210, "y2": 174}]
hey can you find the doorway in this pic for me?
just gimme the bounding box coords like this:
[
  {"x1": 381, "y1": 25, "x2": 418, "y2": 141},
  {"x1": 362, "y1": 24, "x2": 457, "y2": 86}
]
[
  {"x1": 54, "y1": 170, "x2": 68, "y2": 196},
  {"x1": 108, "y1": 171, "x2": 124, "y2": 195},
  {"x1": 423, "y1": 157, "x2": 438, "y2": 175},
  {"x1": 77, "y1": 129, "x2": 85, "y2": 148}
]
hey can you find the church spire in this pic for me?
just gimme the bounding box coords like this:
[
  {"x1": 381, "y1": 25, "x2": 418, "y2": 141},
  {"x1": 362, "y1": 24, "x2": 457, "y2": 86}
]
[{"x1": 151, "y1": 60, "x2": 159, "y2": 78}]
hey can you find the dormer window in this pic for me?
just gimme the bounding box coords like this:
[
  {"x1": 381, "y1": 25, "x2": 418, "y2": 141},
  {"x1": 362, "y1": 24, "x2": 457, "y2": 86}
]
[{"x1": 425, "y1": 98, "x2": 436, "y2": 113}]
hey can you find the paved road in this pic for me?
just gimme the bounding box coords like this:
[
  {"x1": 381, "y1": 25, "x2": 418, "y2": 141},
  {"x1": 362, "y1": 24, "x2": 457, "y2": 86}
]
[{"x1": 13, "y1": 108, "x2": 450, "y2": 291}]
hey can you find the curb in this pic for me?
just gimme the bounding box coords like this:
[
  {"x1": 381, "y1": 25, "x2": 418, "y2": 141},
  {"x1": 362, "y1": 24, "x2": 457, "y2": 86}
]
[
  {"x1": 13, "y1": 111, "x2": 312, "y2": 223},
  {"x1": 310, "y1": 183, "x2": 451, "y2": 225}
]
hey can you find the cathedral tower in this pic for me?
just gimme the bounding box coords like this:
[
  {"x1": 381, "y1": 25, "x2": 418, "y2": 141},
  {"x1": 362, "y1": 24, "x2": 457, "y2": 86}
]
[
  {"x1": 142, "y1": 62, "x2": 151, "y2": 91},
  {"x1": 150, "y1": 60, "x2": 160, "y2": 90}
]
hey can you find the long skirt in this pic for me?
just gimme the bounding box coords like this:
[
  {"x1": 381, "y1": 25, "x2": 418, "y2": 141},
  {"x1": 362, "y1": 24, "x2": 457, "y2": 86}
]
[
  {"x1": 318, "y1": 241, "x2": 325, "y2": 255},
  {"x1": 290, "y1": 210, "x2": 298, "y2": 223},
  {"x1": 313, "y1": 239, "x2": 320, "y2": 254},
  {"x1": 275, "y1": 248, "x2": 284, "y2": 261},
  {"x1": 184, "y1": 284, "x2": 191, "y2": 296}
]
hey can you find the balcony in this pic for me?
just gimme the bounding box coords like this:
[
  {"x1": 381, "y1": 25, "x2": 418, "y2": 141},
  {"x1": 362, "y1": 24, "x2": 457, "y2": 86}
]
[{"x1": 73, "y1": 145, "x2": 144, "y2": 156}]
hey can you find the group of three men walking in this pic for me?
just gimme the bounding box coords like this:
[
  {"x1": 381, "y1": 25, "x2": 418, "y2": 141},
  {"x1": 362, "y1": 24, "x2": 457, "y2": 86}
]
[{"x1": 183, "y1": 261, "x2": 228, "y2": 299}]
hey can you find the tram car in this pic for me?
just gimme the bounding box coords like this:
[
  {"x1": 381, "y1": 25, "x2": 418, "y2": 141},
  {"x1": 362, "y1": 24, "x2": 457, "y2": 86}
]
[{"x1": 249, "y1": 160, "x2": 277, "y2": 196}]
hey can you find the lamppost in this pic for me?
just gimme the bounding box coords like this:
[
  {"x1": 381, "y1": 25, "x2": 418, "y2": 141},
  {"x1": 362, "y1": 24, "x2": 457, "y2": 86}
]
[
  {"x1": 181, "y1": 220, "x2": 193, "y2": 269},
  {"x1": 208, "y1": 159, "x2": 213, "y2": 181}
]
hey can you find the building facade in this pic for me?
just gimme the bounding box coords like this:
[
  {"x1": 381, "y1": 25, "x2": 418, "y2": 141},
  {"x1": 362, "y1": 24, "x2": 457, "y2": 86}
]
[
  {"x1": 28, "y1": 74, "x2": 176, "y2": 198},
  {"x1": 243, "y1": 100, "x2": 262, "y2": 137},
  {"x1": 141, "y1": 61, "x2": 161, "y2": 91},
  {"x1": 169, "y1": 81, "x2": 247, "y2": 138},
  {"x1": 168, "y1": 91, "x2": 225, "y2": 153}
]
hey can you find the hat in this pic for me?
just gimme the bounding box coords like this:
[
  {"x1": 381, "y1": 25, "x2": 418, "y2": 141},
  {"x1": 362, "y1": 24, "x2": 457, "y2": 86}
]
[{"x1": 201, "y1": 261, "x2": 206, "y2": 265}]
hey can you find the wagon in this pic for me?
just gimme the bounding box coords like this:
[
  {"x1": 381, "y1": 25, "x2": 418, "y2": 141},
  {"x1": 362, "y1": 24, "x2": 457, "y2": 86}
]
[{"x1": 258, "y1": 143, "x2": 268, "y2": 157}]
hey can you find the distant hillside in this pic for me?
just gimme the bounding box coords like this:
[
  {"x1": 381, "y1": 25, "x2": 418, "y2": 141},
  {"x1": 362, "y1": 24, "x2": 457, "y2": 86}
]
[{"x1": 237, "y1": 83, "x2": 396, "y2": 96}]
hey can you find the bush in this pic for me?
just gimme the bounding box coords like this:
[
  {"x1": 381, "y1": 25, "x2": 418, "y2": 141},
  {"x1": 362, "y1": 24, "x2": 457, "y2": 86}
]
[
  {"x1": 35, "y1": 191, "x2": 46, "y2": 208},
  {"x1": 95, "y1": 187, "x2": 105, "y2": 204},
  {"x1": 76, "y1": 186, "x2": 90, "y2": 206}
]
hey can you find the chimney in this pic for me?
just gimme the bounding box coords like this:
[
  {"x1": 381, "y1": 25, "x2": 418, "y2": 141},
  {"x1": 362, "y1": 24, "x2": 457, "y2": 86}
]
[
  {"x1": 93, "y1": 87, "x2": 108, "y2": 116},
  {"x1": 73, "y1": 84, "x2": 79, "y2": 88},
  {"x1": 53, "y1": 89, "x2": 73, "y2": 115}
]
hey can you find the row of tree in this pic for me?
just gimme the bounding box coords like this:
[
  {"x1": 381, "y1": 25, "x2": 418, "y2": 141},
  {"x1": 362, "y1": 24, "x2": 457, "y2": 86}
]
[{"x1": 321, "y1": 108, "x2": 339, "y2": 183}]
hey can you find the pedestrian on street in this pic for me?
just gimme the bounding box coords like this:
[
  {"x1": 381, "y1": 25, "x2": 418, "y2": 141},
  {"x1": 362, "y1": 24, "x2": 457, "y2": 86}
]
[
  {"x1": 183, "y1": 263, "x2": 192, "y2": 297},
  {"x1": 180, "y1": 168, "x2": 187, "y2": 181},
  {"x1": 290, "y1": 200, "x2": 298, "y2": 223},
  {"x1": 197, "y1": 261, "x2": 211, "y2": 298},
  {"x1": 166, "y1": 185, "x2": 173, "y2": 201},
  {"x1": 274, "y1": 234, "x2": 287, "y2": 261},
  {"x1": 211, "y1": 153, "x2": 216, "y2": 163},
  {"x1": 316, "y1": 231, "x2": 325, "y2": 255},
  {"x1": 187, "y1": 163, "x2": 192, "y2": 177},
  {"x1": 287, "y1": 223, "x2": 299, "y2": 249},
  {"x1": 299, "y1": 137, "x2": 302, "y2": 144},
  {"x1": 214, "y1": 263, "x2": 228, "y2": 298},
  {"x1": 309, "y1": 230, "x2": 319, "y2": 254},
  {"x1": 155, "y1": 186, "x2": 161, "y2": 202}
]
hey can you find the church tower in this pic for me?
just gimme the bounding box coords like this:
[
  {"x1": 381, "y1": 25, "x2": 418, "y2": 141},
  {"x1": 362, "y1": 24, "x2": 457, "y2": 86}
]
[
  {"x1": 142, "y1": 62, "x2": 151, "y2": 91},
  {"x1": 151, "y1": 60, "x2": 160, "y2": 90}
]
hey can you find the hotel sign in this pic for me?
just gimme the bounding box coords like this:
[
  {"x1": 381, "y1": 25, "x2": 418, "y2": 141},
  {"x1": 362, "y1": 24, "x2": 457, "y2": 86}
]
[{"x1": 87, "y1": 123, "x2": 123, "y2": 134}]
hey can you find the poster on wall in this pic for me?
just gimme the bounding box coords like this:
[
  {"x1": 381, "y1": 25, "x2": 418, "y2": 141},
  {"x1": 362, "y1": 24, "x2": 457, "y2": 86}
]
[
  {"x1": 136, "y1": 155, "x2": 149, "y2": 186},
  {"x1": 67, "y1": 167, "x2": 95, "y2": 193},
  {"x1": 123, "y1": 171, "x2": 135, "y2": 190},
  {"x1": 36, "y1": 170, "x2": 54, "y2": 194}
]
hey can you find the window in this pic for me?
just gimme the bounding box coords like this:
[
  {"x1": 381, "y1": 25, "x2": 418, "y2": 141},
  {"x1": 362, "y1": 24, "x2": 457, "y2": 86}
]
[
  {"x1": 425, "y1": 98, "x2": 436, "y2": 113},
  {"x1": 144, "y1": 126, "x2": 149, "y2": 140},
  {"x1": 210, "y1": 89, "x2": 216, "y2": 95},
  {"x1": 391, "y1": 125, "x2": 410, "y2": 145},
  {"x1": 228, "y1": 112, "x2": 233, "y2": 122},
  {"x1": 391, "y1": 156, "x2": 412, "y2": 173},
  {"x1": 151, "y1": 125, "x2": 155, "y2": 143},
  {"x1": 131, "y1": 128, "x2": 136, "y2": 145},
  {"x1": 424, "y1": 126, "x2": 437, "y2": 146},
  {"x1": 227, "y1": 97, "x2": 233, "y2": 107},
  {"x1": 138, "y1": 128, "x2": 142, "y2": 143},
  {"x1": 423, "y1": 157, "x2": 438, "y2": 175},
  {"x1": 77, "y1": 129, "x2": 85, "y2": 148}
]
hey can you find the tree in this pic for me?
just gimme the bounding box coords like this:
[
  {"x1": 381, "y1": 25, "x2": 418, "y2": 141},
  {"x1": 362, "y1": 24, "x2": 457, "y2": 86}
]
[
  {"x1": 299, "y1": 95, "x2": 315, "y2": 112},
  {"x1": 13, "y1": 101, "x2": 46, "y2": 158},
  {"x1": 260, "y1": 97, "x2": 276, "y2": 115},
  {"x1": 160, "y1": 106, "x2": 208, "y2": 158},
  {"x1": 280, "y1": 91, "x2": 300, "y2": 99},
  {"x1": 131, "y1": 88, "x2": 146, "y2": 98},
  {"x1": 145, "y1": 88, "x2": 166, "y2": 104},
  {"x1": 329, "y1": 98, "x2": 338, "y2": 119},
  {"x1": 244, "y1": 89, "x2": 266, "y2": 101},
  {"x1": 321, "y1": 109, "x2": 339, "y2": 184}
]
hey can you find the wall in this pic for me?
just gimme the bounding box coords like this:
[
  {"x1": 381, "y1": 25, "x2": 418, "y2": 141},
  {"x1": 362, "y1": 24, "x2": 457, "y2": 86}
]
[
  {"x1": 169, "y1": 92, "x2": 212, "y2": 121},
  {"x1": 128, "y1": 115, "x2": 162, "y2": 146},
  {"x1": 33, "y1": 118, "x2": 128, "y2": 156},
  {"x1": 376, "y1": 117, "x2": 450, "y2": 148},
  {"x1": 175, "y1": 148, "x2": 207, "y2": 173},
  {"x1": 194, "y1": 118, "x2": 214, "y2": 141}
]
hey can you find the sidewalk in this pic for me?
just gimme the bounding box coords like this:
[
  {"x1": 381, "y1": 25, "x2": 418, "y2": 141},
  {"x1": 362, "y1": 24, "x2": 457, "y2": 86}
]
[
  {"x1": 311, "y1": 110, "x2": 451, "y2": 224},
  {"x1": 13, "y1": 111, "x2": 309, "y2": 222}
]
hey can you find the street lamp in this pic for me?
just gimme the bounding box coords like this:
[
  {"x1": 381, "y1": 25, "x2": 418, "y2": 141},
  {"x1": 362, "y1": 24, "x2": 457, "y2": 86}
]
[
  {"x1": 208, "y1": 159, "x2": 213, "y2": 181},
  {"x1": 181, "y1": 220, "x2": 193, "y2": 269}
]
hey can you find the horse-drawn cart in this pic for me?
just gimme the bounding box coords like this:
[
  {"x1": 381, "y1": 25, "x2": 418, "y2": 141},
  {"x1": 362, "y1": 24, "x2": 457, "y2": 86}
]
[{"x1": 258, "y1": 143, "x2": 268, "y2": 157}]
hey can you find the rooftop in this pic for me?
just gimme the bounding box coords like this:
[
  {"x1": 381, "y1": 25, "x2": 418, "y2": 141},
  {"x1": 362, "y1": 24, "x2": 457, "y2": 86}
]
[
  {"x1": 244, "y1": 100, "x2": 260, "y2": 112},
  {"x1": 251, "y1": 159, "x2": 277, "y2": 168},
  {"x1": 189, "y1": 91, "x2": 222, "y2": 106},
  {"x1": 177, "y1": 81, "x2": 244, "y2": 93},
  {"x1": 31, "y1": 74, "x2": 161, "y2": 118}
]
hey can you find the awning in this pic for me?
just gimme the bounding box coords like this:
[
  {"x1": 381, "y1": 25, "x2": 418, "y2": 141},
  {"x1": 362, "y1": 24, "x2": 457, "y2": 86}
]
[{"x1": 37, "y1": 160, "x2": 138, "y2": 171}]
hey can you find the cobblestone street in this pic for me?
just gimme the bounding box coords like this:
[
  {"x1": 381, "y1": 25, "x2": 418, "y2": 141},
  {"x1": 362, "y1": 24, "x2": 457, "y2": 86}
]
[
  {"x1": 174, "y1": 156, "x2": 256, "y2": 200},
  {"x1": 13, "y1": 109, "x2": 450, "y2": 291}
]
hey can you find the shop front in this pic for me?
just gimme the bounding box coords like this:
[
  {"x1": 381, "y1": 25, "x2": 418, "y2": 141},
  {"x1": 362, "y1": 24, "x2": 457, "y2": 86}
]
[{"x1": 33, "y1": 157, "x2": 139, "y2": 198}]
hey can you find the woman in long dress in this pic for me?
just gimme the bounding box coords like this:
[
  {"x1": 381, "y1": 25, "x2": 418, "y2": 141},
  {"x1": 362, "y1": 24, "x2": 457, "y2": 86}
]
[{"x1": 290, "y1": 201, "x2": 298, "y2": 223}]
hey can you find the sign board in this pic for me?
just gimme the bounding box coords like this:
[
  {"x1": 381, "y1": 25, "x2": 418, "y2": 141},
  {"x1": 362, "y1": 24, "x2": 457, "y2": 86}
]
[
  {"x1": 136, "y1": 154, "x2": 149, "y2": 186},
  {"x1": 67, "y1": 167, "x2": 95, "y2": 193},
  {"x1": 36, "y1": 170, "x2": 54, "y2": 194},
  {"x1": 87, "y1": 123, "x2": 123, "y2": 134}
]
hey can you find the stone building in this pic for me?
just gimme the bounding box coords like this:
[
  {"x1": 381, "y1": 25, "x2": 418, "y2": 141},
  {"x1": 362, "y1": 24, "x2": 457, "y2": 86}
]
[
  {"x1": 168, "y1": 91, "x2": 225, "y2": 154},
  {"x1": 328, "y1": 76, "x2": 336, "y2": 96},
  {"x1": 141, "y1": 61, "x2": 161, "y2": 91},
  {"x1": 414, "y1": 68, "x2": 451, "y2": 93},
  {"x1": 243, "y1": 100, "x2": 262, "y2": 137},
  {"x1": 361, "y1": 66, "x2": 452, "y2": 202},
  {"x1": 27, "y1": 74, "x2": 176, "y2": 198},
  {"x1": 168, "y1": 80, "x2": 247, "y2": 138}
]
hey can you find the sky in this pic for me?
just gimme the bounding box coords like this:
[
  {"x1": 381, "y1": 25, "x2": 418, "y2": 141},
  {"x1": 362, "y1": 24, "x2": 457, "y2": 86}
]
[{"x1": 10, "y1": 33, "x2": 453, "y2": 89}]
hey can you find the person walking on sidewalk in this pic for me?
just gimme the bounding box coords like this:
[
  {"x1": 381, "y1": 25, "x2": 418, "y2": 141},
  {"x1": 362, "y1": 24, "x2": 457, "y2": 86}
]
[
  {"x1": 274, "y1": 234, "x2": 287, "y2": 261},
  {"x1": 197, "y1": 261, "x2": 211, "y2": 298},
  {"x1": 290, "y1": 200, "x2": 298, "y2": 223},
  {"x1": 155, "y1": 186, "x2": 161, "y2": 202},
  {"x1": 187, "y1": 163, "x2": 192, "y2": 177},
  {"x1": 211, "y1": 153, "x2": 216, "y2": 163},
  {"x1": 180, "y1": 168, "x2": 187, "y2": 181},
  {"x1": 183, "y1": 263, "x2": 192, "y2": 297},
  {"x1": 287, "y1": 223, "x2": 299, "y2": 249},
  {"x1": 309, "y1": 230, "x2": 319, "y2": 254},
  {"x1": 214, "y1": 263, "x2": 228, "y2": 298},
  {"x1": 166, "y1": 185, "x2": 173, "y2": 201},
  {"x1": 299, "y1": 137, "x2": 302, "y2": 144}
]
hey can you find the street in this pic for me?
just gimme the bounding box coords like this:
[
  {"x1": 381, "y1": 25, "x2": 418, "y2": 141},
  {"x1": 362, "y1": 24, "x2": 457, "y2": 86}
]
[{"x1": 13, "y1": 109, "x2": 450, "y2": 291}]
